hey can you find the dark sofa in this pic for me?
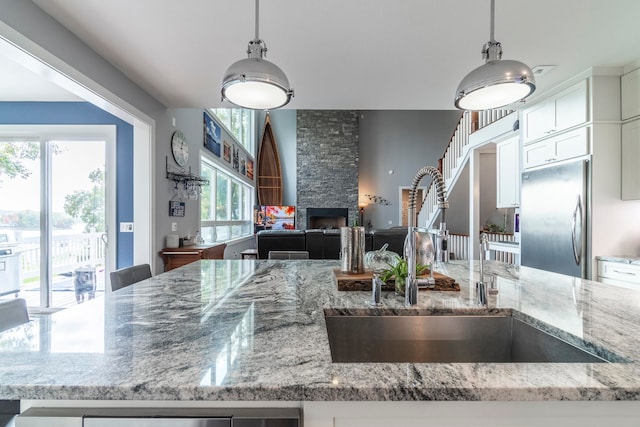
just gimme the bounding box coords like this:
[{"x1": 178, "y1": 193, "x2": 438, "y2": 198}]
[{"x1": 256, "y1": 228, "x2": 407, "y2": 259}]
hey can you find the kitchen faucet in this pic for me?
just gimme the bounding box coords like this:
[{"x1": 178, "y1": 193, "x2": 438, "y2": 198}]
[
  {"x1": 405, "y1": 166, "x2": 449, "y2": 306},
  {"x1": 476, "y1": 232, "x2": 497, "y2": 306}
]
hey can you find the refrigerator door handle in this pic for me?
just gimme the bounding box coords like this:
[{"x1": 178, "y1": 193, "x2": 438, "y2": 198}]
[{"x1": 571, "y1": 195, "x2": 582, "y2": 266}]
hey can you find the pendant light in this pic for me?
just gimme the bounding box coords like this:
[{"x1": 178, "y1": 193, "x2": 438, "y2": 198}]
[
  {"x1": 221, "y1": 0, "x2": 294, "y2": 110},
  {"x1": 454, "y1": 0, "x2": 535, "y2": 110}
]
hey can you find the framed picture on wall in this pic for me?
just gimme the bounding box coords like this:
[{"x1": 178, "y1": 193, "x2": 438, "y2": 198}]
[
  {"x1": 240, "y1": 157, "x2": 246, "y2": 175},
  {"x1": 246, "y1": 159, "x2": 254, "y2": 180},
  {"x1": 232, "y1": 145, "x2": 239, "y2": 171},
  {"x1": 223, "y1": 140, "x2": 231, "y2": 163},
  {"x1": 203, "y1": 111, "x2": 221, "y2": 157},
  {"x1": 169, "y1": 201, "x2": 185, "y2": 217}
]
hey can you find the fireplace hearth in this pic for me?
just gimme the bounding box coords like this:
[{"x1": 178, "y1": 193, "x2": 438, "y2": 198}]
[{"x1": 306, "y1": 208, "x2": 349, "y2": 230}]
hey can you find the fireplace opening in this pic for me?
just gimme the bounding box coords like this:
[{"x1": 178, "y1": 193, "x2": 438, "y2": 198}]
[{"x1": 306, "y1": 208, "x2": 349, "y2": 230}]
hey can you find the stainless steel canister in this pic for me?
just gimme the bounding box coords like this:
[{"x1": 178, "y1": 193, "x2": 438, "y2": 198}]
[{"x1": 340, "y1": 226, "x2": 365, "y2": 274}]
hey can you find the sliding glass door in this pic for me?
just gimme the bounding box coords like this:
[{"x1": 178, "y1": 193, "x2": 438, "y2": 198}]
[{"x1": 0, "y1": 138, "x2": 109, "y2": 310}]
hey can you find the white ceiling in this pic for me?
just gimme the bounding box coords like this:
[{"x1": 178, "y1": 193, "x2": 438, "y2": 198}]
[
  {"x1": 8, "y1": 0, "x2": 640, "y2": 109},
  {"x1": 0, "y1": 54, "x2": 80, "y2": 101}
]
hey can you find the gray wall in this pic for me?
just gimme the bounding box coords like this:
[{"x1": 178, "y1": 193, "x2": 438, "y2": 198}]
[
  {"x1": 479, "y1": 153, "x2": 498, "y2": 230},
  {"x1": 161, "y1": 109, "x2": 257, "y2": 260},
  {"x1": 358, "y1": 110, "x2": 462, "y2": 229},
  {"x1": 446, "y1": 162, "x2": 470, "y2": 234}
]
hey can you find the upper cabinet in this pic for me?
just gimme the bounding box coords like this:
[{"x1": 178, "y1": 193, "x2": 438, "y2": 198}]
[
  {"x1": 622, "y1": 67, "x2": 640, "y2": 200},
  {"x1": 522, "y1": 80, "x2": 588, "y2": 143},
  {"x1": 622, "y1": 120, "x2": 640, "y2": 200},
  {"x1": 522, "y1": 127, "x2": 589, "y2": 170},
  {"x1": 622, "y1": 68, "x2": 640, "y2": 121},
  {"x1": 496, "y1": 136, "x2": 520, "y2": 208}
]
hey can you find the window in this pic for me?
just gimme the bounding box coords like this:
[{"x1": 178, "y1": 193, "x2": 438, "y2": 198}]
[
  {"x1": 200, "y1": 158, "x2": 253, "y2": 243},
  {"x1": 210, "y1": 108, "x2": 255, "y2": 153}
]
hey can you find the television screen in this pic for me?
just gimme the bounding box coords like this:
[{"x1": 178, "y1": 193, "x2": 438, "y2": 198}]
[{"x1": 259, "y1": 206, "x2": 296, "y2": 230}]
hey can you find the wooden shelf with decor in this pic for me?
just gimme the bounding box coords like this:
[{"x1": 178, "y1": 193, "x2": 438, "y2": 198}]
[{"x1": 160, "y1": 243, "x2": 226, "y2": 272}]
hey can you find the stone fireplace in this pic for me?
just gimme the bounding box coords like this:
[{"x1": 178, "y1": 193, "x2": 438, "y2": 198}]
[
  {"x1": 306, "y1": 208, "x2": 349, "y2": 230},
  {"x1": 296, "y1": 110, "x2": 359, "y2": 229}
]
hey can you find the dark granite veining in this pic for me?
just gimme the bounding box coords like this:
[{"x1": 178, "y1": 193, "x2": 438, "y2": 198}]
[{"x1": 1, "y1": 259, "x2": 640, "y2": 401}]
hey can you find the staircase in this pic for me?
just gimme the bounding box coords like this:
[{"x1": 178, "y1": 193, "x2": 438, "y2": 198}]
[{"x1": 420, "y1": 109, "x2": 515, "y2": 229}]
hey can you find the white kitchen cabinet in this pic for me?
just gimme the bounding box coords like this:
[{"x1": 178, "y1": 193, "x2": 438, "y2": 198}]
[
  {"x1": 598, "y1": 260, "x2": 640, "y2": 288},
  {"x1": 523, "y1": 127, "x2": 589, "y2": 169},
  {"x1": 622, "y1": 119, "x2": 640, "y2": 200},
  {"x1": 622, "y1": 68, "x2": 640, "y2": 121},
  {"x1": 523, "y1": 80, "x2": 588, "y2": 143},
  {"x1": 496, "y1": 136, "x2": 520, "y2": 207}
]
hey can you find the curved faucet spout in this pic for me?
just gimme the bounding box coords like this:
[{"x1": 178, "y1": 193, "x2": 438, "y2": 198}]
[
  {"x1": 405, "y1": 166, "x2": 449, "y2": 306},
  {"x1": 408, "y1": 166, "x2": 448, "y2": 228}
]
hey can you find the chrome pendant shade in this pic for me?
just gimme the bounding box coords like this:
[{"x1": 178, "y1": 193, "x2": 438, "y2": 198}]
[
  {"x1": 455, "y1": 0, "x2": 535, "y2": 110},
  {"x1": 221, "y1": 0, "x2": 294, "y2": 110}
]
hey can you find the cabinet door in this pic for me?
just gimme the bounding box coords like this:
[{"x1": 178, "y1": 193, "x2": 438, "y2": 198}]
[
  {"x1": 552, "y1": 127, "x2": 589, "y2": 162},
  {"x1": 523, "y1": 139, "x2": 553, "y2": 169},
  {"x1": 523, "y1": 128, "x2": 588, "y2": 169},
  {"x1": 496, "y1": 137, "x2": 520, "y2": 207},
  {"x1": 622, "y1": 120, "x2": 640, "y2": 200},
  {"x1": 555, "y1": 80, "x2": 588, "y2": 131},
  {"x1": 523, "y1": 101, "x2": 555, "y2": 142},
  {"x1": 523, "y1": 81, "x2": 588, "y2": 143},
  {"x1": 622, "y1": 68, "x2": 640, "y2": 121}
]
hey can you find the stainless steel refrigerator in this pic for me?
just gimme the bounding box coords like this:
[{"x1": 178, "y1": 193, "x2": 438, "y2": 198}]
[{"x1": 520, "y1": 158, "x2": 589, "y2": 278}]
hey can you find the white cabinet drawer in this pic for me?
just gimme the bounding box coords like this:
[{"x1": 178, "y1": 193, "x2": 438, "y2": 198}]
[{"x1": 598, "y1": 260, "x2": 640, "y2": 286}]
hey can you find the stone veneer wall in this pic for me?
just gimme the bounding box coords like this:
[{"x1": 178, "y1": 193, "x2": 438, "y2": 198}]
[{"x1": 297, "y1": 110, "x2": 359, "y2": 229}]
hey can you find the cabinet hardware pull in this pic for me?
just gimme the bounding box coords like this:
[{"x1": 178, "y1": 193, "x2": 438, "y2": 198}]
[{"x1": 613, "y1": 269, "x2": 636, "y2": 275}]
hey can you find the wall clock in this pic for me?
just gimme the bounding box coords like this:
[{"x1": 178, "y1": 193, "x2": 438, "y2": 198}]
[{"x1": 171, "y1": 130, "x2": 189, "y2": 167}]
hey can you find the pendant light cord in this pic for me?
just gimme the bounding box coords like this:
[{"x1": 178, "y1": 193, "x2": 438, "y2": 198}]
[
  {"x1": 254, "y1": 0, "x2": 260, "y2": 40},
  {"x1": 489, "y1": 0, "x2": 495, "y2": 43}
]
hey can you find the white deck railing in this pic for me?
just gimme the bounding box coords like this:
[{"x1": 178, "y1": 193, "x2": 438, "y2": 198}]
[{"x1": 19, "y1": 233, "x2": 105, "y2": 281}]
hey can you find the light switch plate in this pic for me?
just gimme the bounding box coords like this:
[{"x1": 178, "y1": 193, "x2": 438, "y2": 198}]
[
  {"x1": 120, "y1": 222, "x2": 134, "y2": 232},
  {"x1": 171, "y1": 222, "x2": 177, "y2": 232}
]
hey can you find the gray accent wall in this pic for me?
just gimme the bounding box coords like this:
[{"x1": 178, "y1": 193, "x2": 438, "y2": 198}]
[
  {"x1": 296, "y1": 110, "x2": 360, "y2": 229},
  {"x1": 358, "y1": 110, "x2": 462, "y2": 230},
  {"x1": 446, "y1": 162, "x2": 470, "y2": 234}
]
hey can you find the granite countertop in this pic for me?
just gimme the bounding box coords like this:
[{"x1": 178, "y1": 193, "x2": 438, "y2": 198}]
[
  {"x1": 1, "y1": 259, "x2": 640, "y2": 402},
  {"x1": 596, "y1": 255, "x2": 640, "y2": 265}
]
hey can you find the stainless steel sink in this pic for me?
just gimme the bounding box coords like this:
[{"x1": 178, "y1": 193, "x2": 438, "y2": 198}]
[{"x1": 324, "y1": 314, "x2": 612, "y2": 363}]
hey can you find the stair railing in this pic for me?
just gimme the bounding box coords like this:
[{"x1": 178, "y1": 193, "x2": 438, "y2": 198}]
[{"x1": 419, "y1": 109, "x2": 514, "y2": 227}]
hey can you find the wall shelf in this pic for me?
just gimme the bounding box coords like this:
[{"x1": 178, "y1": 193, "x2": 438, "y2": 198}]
[{"x1": 165, "y1": 156, "x2": 209, "y2": 187}]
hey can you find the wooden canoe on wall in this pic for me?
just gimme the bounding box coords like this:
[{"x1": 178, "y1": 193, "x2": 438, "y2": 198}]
[{"x1": 257, "y1": 114, "x2": 283, "y2": 206}]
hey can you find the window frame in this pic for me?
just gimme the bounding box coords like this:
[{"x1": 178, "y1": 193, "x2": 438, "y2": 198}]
[
  {"x1": 200, "y1": 154, "x2": 254, "y2": 244},
  {"x1": 209, "y1": 108, "x2": 255, "y2": 154}
]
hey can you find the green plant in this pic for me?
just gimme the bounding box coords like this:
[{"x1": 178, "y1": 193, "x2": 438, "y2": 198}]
[
  {"x1": 484, "y1": 222, "x2": 506, "y2": 233},
  {"x1": 379, "y1": 255, "x2": 428, "y2": 283}
]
